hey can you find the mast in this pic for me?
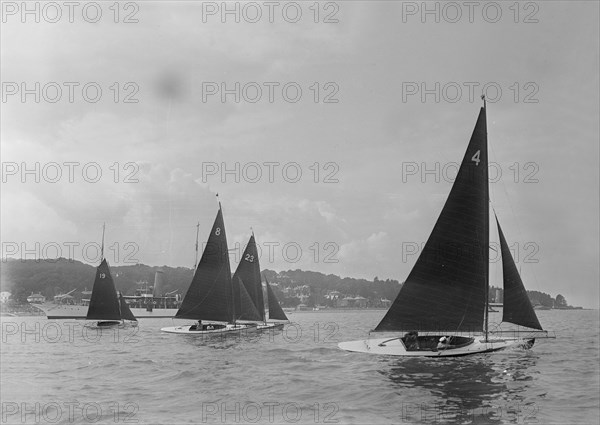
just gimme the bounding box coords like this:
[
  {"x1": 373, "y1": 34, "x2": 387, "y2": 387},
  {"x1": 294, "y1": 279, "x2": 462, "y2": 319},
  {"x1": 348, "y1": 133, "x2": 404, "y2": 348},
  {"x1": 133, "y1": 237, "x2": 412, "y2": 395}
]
[
  {"x1": 100, "y1": 223, "x2": 106, "y2": 261},
  {"x1": 483, "y1": 94, "x2": 490, "y2": 343},
  {"x1": 194, "y1": 221, "x2": 200, "y2": 269}
]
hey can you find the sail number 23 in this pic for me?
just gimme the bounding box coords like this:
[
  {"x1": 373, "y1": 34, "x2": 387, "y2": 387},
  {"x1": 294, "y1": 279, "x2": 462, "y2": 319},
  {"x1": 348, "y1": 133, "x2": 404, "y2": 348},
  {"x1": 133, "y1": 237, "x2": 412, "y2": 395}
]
[{"x1": 471, "y1": 150, "x2": 481, "y2": 166}]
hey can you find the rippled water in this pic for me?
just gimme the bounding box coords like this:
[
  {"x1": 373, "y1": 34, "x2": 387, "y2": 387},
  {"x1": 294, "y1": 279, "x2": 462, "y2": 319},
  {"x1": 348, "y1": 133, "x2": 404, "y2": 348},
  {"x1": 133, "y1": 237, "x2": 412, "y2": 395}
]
[{"x1": 1, "y1": 310, "x2": 598, "y2": 424}]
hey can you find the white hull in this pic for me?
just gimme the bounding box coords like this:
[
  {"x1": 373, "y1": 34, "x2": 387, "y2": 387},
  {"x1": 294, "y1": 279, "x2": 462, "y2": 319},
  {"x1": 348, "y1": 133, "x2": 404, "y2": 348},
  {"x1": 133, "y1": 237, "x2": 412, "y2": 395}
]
[
  {"x1": 161, "y1": 323, "x2": 258, "y2": 337},
  {"x1": 257, "y1": 322, "x2": 285, "y2": 331},
  {"x1": 338, "y1": 336, "x2": 534, "y2": 357},
  {"x1": 32, "y1": 303, "x2": 178, "y2": 319}
]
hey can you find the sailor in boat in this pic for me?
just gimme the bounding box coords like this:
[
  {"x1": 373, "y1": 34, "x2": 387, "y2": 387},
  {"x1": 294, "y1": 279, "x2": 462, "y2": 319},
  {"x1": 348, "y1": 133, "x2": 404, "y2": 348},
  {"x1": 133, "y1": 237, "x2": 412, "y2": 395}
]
[
  {"x1": 403, "y1": 331, "x2": 420, "y2": 351},
  {"x1": 437, "y1": 336, "x2": 450, "y2": 350},
  {"x1": 190, "y1": 320, "x2": 202, "y2": 331}
]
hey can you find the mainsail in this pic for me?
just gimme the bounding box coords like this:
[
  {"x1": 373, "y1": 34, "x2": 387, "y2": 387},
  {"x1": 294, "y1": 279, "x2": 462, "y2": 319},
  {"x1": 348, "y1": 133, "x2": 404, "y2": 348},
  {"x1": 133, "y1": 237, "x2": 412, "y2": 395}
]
[
  {"x1": 119, "y1": 293, "x2": 137, "y2": 322},
  {"x1": 232, "y1": 235, "x2": 266, "y2": 321},
  {"x1": 175, "y1": 206, "x2": 234, "y2": 322},
  {"x1": 496, "y1": 217, "x2": 542, "y2": 330},
  {"x1": 87, "y1": 259, "x2": 121, "y2": 321},
  {"x1": 265, "y1": 278, "x2": 288, "y2": 321},
  {"x1": 375, "y1": 107, "x2": 489, "y2": 332}
]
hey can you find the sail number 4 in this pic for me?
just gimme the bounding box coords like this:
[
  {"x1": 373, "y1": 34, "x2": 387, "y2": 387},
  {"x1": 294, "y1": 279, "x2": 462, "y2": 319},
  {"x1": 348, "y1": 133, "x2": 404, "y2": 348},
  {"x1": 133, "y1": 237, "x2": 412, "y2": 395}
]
[{"x1": 471, "y1": 150, "x2": 481, "y2": 166}]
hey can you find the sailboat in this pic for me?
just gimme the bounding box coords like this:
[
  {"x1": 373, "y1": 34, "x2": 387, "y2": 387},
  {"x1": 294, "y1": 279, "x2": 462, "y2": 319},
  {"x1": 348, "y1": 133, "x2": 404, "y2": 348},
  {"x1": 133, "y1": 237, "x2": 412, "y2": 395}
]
[
  {"x1": 85, "y1": 226, "x2": 138, "y2": 328},
  {"x1": 263, "y1": 275, "x2": 289, "y2": 329},
  {"x1": 338, "y1": 99, "x2": 550, "y2": 357},
  {"x1": 161, "y1": 204, "x2": 260, "y2": 336},
  {"x1": 231, "y1": 232, "x2": 288, "y2": 331}
]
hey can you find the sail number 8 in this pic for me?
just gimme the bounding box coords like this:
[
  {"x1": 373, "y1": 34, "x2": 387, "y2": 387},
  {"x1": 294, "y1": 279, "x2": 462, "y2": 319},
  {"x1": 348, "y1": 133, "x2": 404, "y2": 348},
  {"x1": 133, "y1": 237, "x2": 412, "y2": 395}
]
[
  {"x1": 215, "y1": 227, "x2": 221, "y2": 236},
  {"x1": 472, "y1": 150, "x2": 481, "y2": 166}
]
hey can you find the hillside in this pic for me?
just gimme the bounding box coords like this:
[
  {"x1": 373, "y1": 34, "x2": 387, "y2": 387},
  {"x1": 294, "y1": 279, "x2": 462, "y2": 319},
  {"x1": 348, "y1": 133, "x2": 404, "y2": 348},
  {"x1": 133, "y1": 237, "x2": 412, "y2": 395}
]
[{"x1": 1, "y1": 259, "x2": 573, "y2": 309}]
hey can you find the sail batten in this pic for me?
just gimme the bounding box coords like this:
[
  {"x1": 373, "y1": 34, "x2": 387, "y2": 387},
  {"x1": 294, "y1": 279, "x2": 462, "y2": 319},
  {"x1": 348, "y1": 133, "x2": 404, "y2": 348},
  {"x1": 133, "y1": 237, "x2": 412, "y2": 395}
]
[
  {"x1": 496, "y1": 217, "x2": 543, "y2": 330},
  {"x1": 375, "y1": 107, "x2": 489, "y2": 332},
  {"x1": 175, "y1": 208, "x2": 234, "y2": 322}
]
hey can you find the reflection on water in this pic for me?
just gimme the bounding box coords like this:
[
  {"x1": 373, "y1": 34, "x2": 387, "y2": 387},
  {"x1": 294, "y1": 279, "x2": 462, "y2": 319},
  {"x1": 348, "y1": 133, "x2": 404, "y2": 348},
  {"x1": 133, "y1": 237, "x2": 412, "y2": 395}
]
[{"x1": 379, "y1": 348, "x2": 541, "y2": 424}]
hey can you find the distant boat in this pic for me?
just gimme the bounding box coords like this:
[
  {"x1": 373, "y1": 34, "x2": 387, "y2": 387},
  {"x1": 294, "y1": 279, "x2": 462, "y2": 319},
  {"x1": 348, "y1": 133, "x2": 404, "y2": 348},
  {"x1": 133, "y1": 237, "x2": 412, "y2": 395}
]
[
  {"x1": 86, "y1": 226, "x2": 137, "y2": 328},
  {"x1": 339, "y1": 100, "x2": 550, "y2": 357},
  {"x1": 231, "y1": 232, "x2": 288, "y2": 331},
  {"x1": 34, "y1": 272, "x2": 180, "y2": 319},
  {"x1": 161, "y1": 204, "x2": 259, "y2": 336},
  {"x1": 263, "y1": 275, "x2": 289, "y2": 328}
]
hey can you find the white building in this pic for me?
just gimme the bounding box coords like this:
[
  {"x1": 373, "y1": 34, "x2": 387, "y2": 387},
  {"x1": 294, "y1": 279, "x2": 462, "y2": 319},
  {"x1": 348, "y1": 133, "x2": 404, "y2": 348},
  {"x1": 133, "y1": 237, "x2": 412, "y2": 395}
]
[{"x1": 0, "y1": 292, "x2": 11, "y2": 303}]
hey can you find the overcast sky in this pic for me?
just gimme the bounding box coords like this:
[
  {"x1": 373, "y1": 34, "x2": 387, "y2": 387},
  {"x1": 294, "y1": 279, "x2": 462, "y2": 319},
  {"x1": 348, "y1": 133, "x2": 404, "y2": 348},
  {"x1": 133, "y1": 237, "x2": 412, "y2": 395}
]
[{"x1": 1, "y1": 1, "x2": 598, "y2": 308}]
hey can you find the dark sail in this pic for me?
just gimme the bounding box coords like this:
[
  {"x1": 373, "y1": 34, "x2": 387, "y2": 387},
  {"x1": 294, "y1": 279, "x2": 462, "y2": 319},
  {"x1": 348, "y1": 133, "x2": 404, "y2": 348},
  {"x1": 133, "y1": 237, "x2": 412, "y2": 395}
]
[
  {"x1": 119, "y1": 293, "x2": 137, "y2": 322},
  {"x1": 375, "y1": 107, "x2": 489, "y2": 332},
  {"x1": 496, "y1": 217, "x2": 542, "y2": 330},
  {"x1": 232, "y1": 235, "x2": 265, "y2": 321},
  {"x1": 236, "y1": 277, "x2": 263, "y2": 322},
  {"x1": 266, "y1": 278, "x2": 288, "y2": 321},
  {"x1": 175, "y1": 206, "x2": 233, "y2": 322},
  {"x1": 86, "y1": 259, "x2": 121, "y2": 321}
]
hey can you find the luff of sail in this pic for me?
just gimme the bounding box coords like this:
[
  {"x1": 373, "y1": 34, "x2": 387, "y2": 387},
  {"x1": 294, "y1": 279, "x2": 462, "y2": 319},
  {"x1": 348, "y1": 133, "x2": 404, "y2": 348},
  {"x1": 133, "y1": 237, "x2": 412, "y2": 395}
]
[
  {"x1": 175, "y1": 206, "x2": 234, "y2": 322},
  {"x1": 496, "y1": 216, "x2": 543, "y2": 330},
  {"x1": 266, "y1": 278, "x2": 288, "y2": 321},
  {"x1": 86, "y1": 259, "x2": 121, "y2": 321},
  {"x1": 232, "y1": 235, "x2": 265, "y2": 321},
  {"x1": 375, "y1": 107, "x2": 489, "y2": 332},
  {"x1": 119, "y1": 293, "x2": 137, "y2": 322}
]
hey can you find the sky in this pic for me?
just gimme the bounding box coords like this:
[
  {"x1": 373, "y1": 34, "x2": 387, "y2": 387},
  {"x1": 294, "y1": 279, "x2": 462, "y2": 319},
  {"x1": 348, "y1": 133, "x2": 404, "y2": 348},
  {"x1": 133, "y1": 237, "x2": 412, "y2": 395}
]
[{"x1": 1, "y1": 1, "x2": 598, "y2": 308}]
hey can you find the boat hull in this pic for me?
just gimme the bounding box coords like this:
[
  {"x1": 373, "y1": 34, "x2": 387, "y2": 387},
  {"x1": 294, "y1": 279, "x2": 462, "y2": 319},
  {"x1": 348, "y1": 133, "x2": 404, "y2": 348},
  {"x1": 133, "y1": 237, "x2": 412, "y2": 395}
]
[
  {"x1": 257, "y1": 322, "x2": 285, "y2": 331},
  {"x1": 32, "y1": 303, "x2": 178, "y2": 319},
  {"x1": 338, "y1": 336, "x2": 534, "y2": 357},
  {"x1": 160, "y1": 323, "x2": 258, "y2": 337},
  {"x1": 84, "y1": 320, "x2": 137, "y2": 330}
]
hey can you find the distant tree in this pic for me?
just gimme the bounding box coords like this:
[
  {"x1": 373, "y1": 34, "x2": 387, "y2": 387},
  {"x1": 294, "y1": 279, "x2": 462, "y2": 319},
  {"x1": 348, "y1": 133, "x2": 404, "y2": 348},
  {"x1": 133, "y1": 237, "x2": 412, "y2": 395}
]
[{"x1": 555, "y1": 294, "x2": 567, "y2": 308}]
